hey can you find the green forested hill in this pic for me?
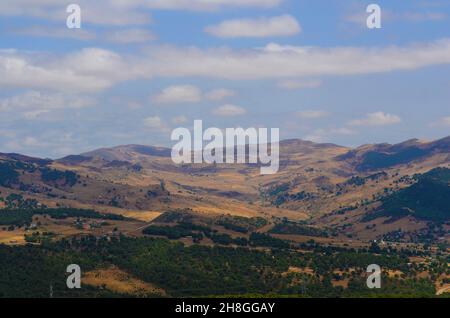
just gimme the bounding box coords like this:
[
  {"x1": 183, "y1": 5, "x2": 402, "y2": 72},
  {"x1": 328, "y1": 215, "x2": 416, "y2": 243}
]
[{"x1": 365, "y1": 168, "x2": 450, "y2": 223}]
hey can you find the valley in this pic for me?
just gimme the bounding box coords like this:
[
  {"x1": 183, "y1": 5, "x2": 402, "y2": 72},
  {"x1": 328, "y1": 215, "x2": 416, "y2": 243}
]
[{"x1": 0, "y1": 136, "x2": 449, "y2": 297}]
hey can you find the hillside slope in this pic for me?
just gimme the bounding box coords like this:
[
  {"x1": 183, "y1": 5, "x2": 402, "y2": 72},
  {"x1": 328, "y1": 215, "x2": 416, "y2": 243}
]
[{"x1": 0, "y1": 136, "x2": 449, "y2": 244}]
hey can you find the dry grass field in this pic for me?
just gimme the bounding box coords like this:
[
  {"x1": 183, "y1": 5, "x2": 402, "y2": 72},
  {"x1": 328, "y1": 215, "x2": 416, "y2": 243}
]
[{"x1": 83, "y1": 266, "x2": 167, "y2": 297}]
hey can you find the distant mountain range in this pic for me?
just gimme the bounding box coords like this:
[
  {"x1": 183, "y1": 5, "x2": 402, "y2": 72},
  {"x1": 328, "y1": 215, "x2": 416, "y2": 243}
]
[{"x1": 1, "y1": 136, "x2": 449, "y2": 244}]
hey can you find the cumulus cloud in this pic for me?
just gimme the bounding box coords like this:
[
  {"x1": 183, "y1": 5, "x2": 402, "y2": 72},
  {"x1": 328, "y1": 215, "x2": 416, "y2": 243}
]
[
  {"x1": 304, "y1": 127, "x2": 356, "y2": 143},
  {"x1": 152, "y1": 85, "x2": 203, "y2": 104},
  {"x1": 0, "y1": 91, "x2": 95, "y2": 119},
  {"x1": 204, "y1": 88, "x2": 236, "y2": 101},
  {"x1": 213, "y1": 104, "x2": 247, "y2": 117},
  {"x1": 0, "y1": 48, "x2": 130, "y2": 92},
  {"x1": 296, "y1": 110, "x2": 330, "y2": 119},
  {"x1": 0, "y1": 1, "x2": 152, "y2": 26},
  {"x1": 205, "y1": 15, "x2": 301, "y2": 38},
  {"x1": 10, "y1": 26, "x2": 155, "y2": 44},
  {"x1": 144, "y1": 116, "x2": 166, "y2": 129},
  {"x1": 349, "y1": 112, "x2": 402, "y2": 126},
  {"x1": 61, "y1": 48, "x2": 131, "y2": 80},
  {"x1": 140, "y1": 39, "x2": 450, "y2": 80},
  {"x1": 0, "y1": 0, "x2": 282, "y2": 26},
  {"x1": 152, "y1": 85, "x2": 235, "y2": 104},
  {"x1": 3, "y1": 39, "x2": 450, "y2": 93},
  {"x1": 145, "y1": 0, "x2": 282, "y2": 11},
  {"x1": 2, "y1": 130, "x2": 82, "y2": 158}
]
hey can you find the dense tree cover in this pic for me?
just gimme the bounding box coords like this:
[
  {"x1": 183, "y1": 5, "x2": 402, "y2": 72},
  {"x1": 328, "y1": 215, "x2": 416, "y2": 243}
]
[
  {"x1": 216, "y1": 221, "x2": 248, "y2": 233},
  {"x1": 0, "y1": 160, "x2": 79, "y2": 190},
  {"x1": 39, "y1": 167, "x2": 79, "y2": 187},
  {"x1": 152, "y1": 210, "x2": 194, "y2": 223},
  {"x1": 263, "y1": 183, "x2": 316, "y2": 206},
  {"x1": 343, "y1": 172, "x2": 388, "y2": 187},
  {"x1": 381, "y1": 224, "x2": 449, "y2": 245},
  {"x1": 24, "y1": 231, "x2": 55, "y2": 244},
  {"x1": 364, "y1": 168, "x2": 450, "y2": 223},
  {"x1": 357, "y1": 147, "x2": 428, "y2": 171},
  {"x1": 209, "y1": 233, "x2": 248, "y2": 246},
  {"x1": 249, "y1": 233, "x2": 291, "y2": 249},
  {"x1": 0, "y1": 160, "x2": 34, "y2": 187},
  {"x1": 0, "y1": 193, "x2": 41, "y2": 209},
  {"x1": 143, "y1": 223, "x2": 271, "y2": 247},
  {"x1": 0, "y1": 162, "x2": 21, "y2": 187},
  {"x1": 0, "y1": 208, "x2": 124, "y2": 226},
  {"x1": 344, "y1": 276, "x2": 436, "y2": 298},
  {"x1": 216, "y1": 216, "x2": 268, "y2": 234},
  {"x1": 416, "y1": 167, "x2": 450, "y2": 183},
  {"x1": 142, "y1": 223, "x2": 207, "y2": 240},
  {"x1": 269, "y1": 221, "x2": 329, "y2": 237},
  {"x1": 0, "y1": 236, "x2": 442, "y2": 298},
  {"x1": 281, "y1": 274, "x2": 436, "y2": 298},
  {"x1": 0, "y1": 243, "x2": 123, "y2": 298},
  {"x1": 344, "y1": 176, "x2": 366, "y2": 187}
]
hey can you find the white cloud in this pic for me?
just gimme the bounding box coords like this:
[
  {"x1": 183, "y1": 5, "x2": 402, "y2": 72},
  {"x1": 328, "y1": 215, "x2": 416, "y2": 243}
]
[
  {"x1": 140, "y1": 39, "x2": 450, "y2": 80},
  {"x1": 296, "y1": 110, "x2": 330, "y2": 119},
  {"x1": 346, "y1": 10, "x2": 447, "y2": 26},
  {"x1": 0, "y1": 0, "x2": 282, "y2": 26},
  {"x1": 11, "y1": 26, "x2": 156, "y2": 44},
  {"x1": 0, "y1": 1, "x2": 152, "y2": 26},
  {"x1": 205, "y1": 88, "x2": 236, "y2": 101},
  {"x1": 213, "y1": 104, "x2": 247, "y2": 117},
  {"x1": 62, "y1": 48, "x2": 130, "y2": 80},
  {"x1": 303, "y1": 132, "x2": 327, "y2": 143},
  {"x1": 141, "y1": 0, "x2": 282, "y2": 11},
  {"x1": 0, "y1": 48, "x2": 129, "y2": 92},
  {"x1": 349, "y1": 112, "x2": 402, "y2": 126},
  {"x1": 144, "y1": 116, "x2": 165, "y2": 129},
  {"x1": 304, "y1": 127, "x2": 355, "y2": 143},
  {"x1": 79, "y1": 3, "x2": 152, "y2": 26},
  {"x1": 205, "y1": 15, "x2": 301, "y2": 38},
  {"x1": 0, "y1": 91, "x2": 95, "y2": 119},
  {"x1": 152, "y1": 85, "x2": 203, "y2": 104},
  {"x1": 3, "y1": 39, "x2": 450, "y2": 93},
  {"x1": 278, "y1": 79, "x2": 322, "y2": 90},
  {"x1": 23, "y1": 136, "x2": 44, "y2": 147},
  {"x1": 172, "y1": 115, "x2": 188, "y2": 124},
  {"x1": 431, "y1": 116, "x2": 450, "y2": 127},
  {"x1": 10, "y1": 26, "x2": 96, "y2": 40},
  {"x1": 2, "y1": 131, "x2": 82, "y2": 158},
  {"x1": 105, "y1": 28, "x2": 156, "y2": 44},
  {"x1": 152, "y1": 85, "x2": 235, "y2": 104}
]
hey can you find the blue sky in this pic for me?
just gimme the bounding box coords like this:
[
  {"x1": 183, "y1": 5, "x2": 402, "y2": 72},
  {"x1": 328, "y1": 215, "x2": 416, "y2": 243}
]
[{"x1": 0, "y1": 0, "x2": 450, "y2": 158}]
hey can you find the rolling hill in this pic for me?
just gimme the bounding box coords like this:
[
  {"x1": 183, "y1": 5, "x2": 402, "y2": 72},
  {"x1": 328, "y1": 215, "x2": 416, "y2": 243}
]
[{"x1": 0, "y1": 136, "x2": 449, "y2": 245}]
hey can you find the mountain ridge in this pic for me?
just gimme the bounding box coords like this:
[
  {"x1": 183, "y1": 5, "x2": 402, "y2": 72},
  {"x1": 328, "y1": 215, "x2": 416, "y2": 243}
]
[
  {"x1": 56, "y1": 135, "x2": 450, "y2": 162},
  {"x1": 0, "y1": 135, "x2": 448, "y2": 245}
]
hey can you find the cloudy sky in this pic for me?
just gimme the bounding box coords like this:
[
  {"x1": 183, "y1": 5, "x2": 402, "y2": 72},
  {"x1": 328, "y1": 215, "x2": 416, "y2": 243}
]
[{"x1": 1, "y1": 0, "x2": 450, "y2": 158}]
